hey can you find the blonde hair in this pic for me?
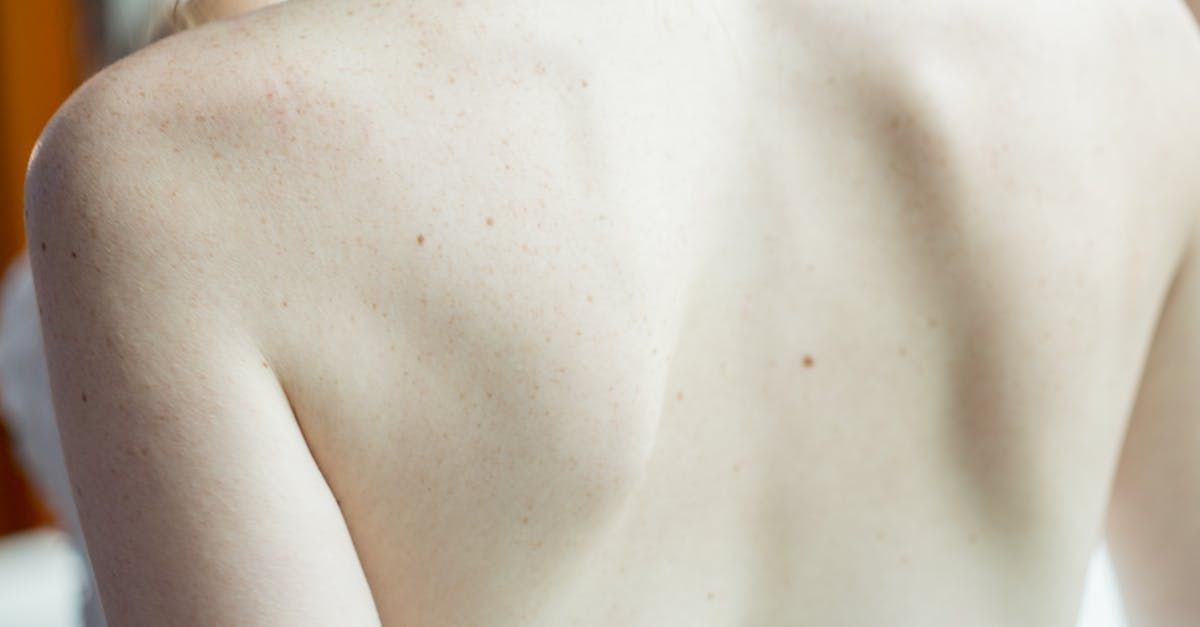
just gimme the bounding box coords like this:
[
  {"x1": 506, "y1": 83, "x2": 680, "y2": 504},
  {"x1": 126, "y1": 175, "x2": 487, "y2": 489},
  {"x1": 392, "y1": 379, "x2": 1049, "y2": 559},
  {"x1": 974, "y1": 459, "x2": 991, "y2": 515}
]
[{"x1": 147, "y1": 1, "x2": 202, "y2": 44}]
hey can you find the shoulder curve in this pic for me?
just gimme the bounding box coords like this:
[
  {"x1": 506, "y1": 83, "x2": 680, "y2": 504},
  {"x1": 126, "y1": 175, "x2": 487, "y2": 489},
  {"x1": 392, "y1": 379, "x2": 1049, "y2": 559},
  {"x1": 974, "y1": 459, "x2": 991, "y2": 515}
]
[
  {"x1": 24, "y1": 13, "x2": 301, "y2": 226},
  {"x1": 22, "y1": 31, "x2": 279, "y2": 300}
]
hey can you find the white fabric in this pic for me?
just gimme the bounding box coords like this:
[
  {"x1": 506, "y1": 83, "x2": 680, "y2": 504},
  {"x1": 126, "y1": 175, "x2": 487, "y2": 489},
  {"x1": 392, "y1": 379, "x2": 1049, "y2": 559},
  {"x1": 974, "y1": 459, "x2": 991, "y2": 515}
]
[{"x1": 0, "y1": 528, "x2": 84, "y2": 627}]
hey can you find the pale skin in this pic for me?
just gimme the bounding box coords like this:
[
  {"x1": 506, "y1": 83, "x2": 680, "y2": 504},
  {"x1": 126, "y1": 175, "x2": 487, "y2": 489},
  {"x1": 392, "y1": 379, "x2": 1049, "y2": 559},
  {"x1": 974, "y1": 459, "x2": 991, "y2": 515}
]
[{"x1": 21, "y1": 1, "x2": 1200, "y2": 625}]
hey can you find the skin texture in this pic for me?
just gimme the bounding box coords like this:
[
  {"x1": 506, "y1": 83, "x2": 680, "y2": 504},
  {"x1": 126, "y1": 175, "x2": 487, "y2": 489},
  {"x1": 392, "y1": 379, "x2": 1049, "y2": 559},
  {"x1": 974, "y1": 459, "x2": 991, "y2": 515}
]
[{"x1": 21, "y1": 1, "x2": 1200, "y2": 625}]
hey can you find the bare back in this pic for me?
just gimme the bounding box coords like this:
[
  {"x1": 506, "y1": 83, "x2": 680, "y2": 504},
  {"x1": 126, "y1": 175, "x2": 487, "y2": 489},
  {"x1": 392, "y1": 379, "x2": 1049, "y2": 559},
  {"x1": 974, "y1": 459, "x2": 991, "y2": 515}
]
[{"x1": 25, "y1": 1, "x2": 1200, "y2": 625}]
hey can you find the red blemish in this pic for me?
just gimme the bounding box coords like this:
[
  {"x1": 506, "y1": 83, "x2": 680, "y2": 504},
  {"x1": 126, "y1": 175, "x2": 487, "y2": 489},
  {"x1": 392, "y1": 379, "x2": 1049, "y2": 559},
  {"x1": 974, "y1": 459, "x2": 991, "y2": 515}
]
[
  {"x1": 417, "y1": 234, "x2": 426, "y2": 245},
  {"x1": 802, "y1": 355, "x2": 815, "y2": 368}
]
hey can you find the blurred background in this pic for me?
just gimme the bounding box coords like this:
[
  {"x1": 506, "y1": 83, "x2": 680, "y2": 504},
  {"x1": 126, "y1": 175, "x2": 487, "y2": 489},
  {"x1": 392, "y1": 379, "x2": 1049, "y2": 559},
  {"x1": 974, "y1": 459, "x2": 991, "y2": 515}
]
[{"x1": 0, "y1": 1, "x2": 1133, "y2": 626}]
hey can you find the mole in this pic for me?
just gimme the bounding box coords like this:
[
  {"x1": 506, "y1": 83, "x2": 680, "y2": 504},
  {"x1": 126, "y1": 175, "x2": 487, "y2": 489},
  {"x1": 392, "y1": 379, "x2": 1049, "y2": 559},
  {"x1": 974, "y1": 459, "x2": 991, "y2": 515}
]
[
  {"x1": 486, "y1": 217, "x2": 494, "y2": 226},
  {"x1": 81, "y1": 392, "x2": 87, "y2": 403},
  {"x1": 581, "y1": 79, "x2": 589, "y2": 88},
  {"x1": 40, "y1": 242, "x2": 46, "y2": 251},
  {"x1": 802, "y1": 355, "x2": 815, "y2": 368},
  {"x1": 417, "y1": 234, "x2": 426, "y2": 245},
  {"x1": 71, "y1": 251, "x2": 77, "y2": 258}
]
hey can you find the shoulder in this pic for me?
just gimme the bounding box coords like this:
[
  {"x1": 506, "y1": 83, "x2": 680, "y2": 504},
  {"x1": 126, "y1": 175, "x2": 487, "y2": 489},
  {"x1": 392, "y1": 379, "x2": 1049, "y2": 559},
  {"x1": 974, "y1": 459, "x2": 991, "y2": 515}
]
[
  {"x1": 23, "y1": 5, "x2": 341, "y2": 280},
  {"x1": 25, "y1": 19, "x2": 267, "y2": 216},
  {"x1": 21, "y1": 21, "x2": 301, "y2": 343}
]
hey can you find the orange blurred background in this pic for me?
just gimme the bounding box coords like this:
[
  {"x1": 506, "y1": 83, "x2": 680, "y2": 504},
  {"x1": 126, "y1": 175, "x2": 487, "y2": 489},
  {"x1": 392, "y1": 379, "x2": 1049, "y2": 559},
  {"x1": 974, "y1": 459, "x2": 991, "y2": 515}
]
[{"x1": 0, "y1": 0, "x2": 86, "y2": 535}]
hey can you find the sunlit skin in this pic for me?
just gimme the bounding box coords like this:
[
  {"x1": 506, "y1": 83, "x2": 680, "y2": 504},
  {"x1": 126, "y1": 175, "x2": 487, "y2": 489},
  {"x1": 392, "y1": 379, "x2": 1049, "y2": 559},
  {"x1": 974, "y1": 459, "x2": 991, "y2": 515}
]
[{"x1": 22, "y1": 1, "x2": 1200, "y2": 626}]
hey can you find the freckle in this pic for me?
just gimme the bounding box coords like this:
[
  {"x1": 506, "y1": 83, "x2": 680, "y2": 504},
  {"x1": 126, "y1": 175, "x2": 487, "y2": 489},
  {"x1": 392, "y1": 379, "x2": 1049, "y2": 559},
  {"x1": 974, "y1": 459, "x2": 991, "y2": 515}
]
[
  {"x1": 522, "y1": 516, "x2": 529, "y2": 524},
  {"x1": 81, "y1": 392, "x2": 87, "y2": 403},
  {"x1": 70, "y1": 251, "x2": 77, "y2": 258},
  {"x1": 898, "y1": 346, "x2": 908, "y2": 357},
  {"x1": 416, "y1": 234, "x2": 426, "y2": 245},
  {"x1": 732, "y1": 463, "x2": 741, "y2": 473},
  {"x1": 281, "y1": 299, "x2": 288, "y2": 307},
  {"x1": 261, "y1": 360, "x2": 269, "y2": 368},
  {"x1": 448, "y1": 75, "x2": 456, "y2": 84},
  {"x1": 486, "y1": 217, "x2": 494, "y2": 226},
  {"x1": 676, "y1": 390, "x2": 683, "y2": 401},
  {"x1": 707, "y1": 592, "x2": 715, "y2": 601},
  {"x1": 40, "y1": 242, "x2": 46, "y2": 251},
  {"x1": 426, "y1": 92, "x2": 435, "y2": 101},
  {"x1": 802, "y1": 354, "x2": 815, "y2": 368},
  {"x1": 581, "y1": 79, "x2": 588, "y2": 88},
  {"x1": 586, "y1": 294, "x2": 593, "y2": 303}
]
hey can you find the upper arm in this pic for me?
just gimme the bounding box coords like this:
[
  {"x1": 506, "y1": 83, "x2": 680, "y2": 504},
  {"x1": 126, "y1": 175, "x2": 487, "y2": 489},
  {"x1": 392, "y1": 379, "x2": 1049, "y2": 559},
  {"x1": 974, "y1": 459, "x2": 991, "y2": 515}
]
[
  {"x1": 1106, "y1": 212, "x2": 1200, "y2": 625},
  {"x1": 23, "y1": 63, "x2": 380, "y2": 626}
]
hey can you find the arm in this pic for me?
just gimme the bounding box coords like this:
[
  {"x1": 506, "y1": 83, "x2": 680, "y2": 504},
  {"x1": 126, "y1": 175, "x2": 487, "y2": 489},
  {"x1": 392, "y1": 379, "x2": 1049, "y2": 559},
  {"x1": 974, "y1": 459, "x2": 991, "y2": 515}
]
[
  {"x1": 1106, "y1": 216, "x2": 1200, "y2": 626},
  {"x1": 23, "y1": 70, "x2": 380, "y2": 626}
]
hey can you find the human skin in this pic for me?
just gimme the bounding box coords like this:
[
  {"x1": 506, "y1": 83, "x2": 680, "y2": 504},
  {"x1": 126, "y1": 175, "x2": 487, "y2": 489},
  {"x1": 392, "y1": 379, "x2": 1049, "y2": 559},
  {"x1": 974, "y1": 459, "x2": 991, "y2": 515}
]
[{"x1": 22, "y1": 1, "x2": 1200, "y2": 625}]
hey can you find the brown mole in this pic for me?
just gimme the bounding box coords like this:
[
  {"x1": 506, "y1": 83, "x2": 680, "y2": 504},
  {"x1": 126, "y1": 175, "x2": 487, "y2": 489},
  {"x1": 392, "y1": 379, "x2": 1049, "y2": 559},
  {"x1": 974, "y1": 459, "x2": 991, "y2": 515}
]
[
  {"x1": 417, "y1": 234, "x2": 426, "y2": 245},
  {"x1": 802, "y1": 355, "x2": 815, "y2": 368}
]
